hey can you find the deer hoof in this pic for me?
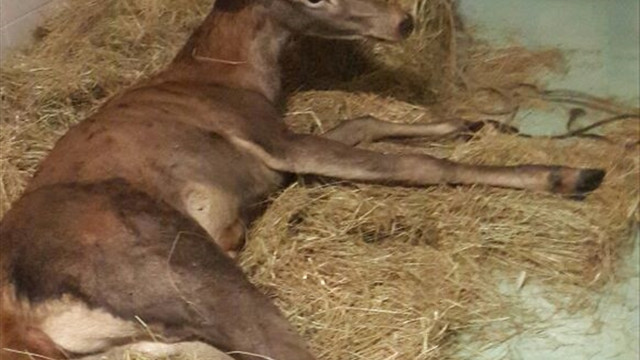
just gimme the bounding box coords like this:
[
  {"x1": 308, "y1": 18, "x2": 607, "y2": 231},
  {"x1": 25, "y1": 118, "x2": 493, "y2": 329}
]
[
  {"x1": 461, "y1": 120, "x2": 520, "y2": 141},
  {"x1": 570, "y1": 168, "x2": 606, "y2": 200},
  {"x1": 464, "y1": 120, "x2": 486, "y2": 133},
  {"x1": 548, "y1": 167, "x2": 606, "y2": 200}
]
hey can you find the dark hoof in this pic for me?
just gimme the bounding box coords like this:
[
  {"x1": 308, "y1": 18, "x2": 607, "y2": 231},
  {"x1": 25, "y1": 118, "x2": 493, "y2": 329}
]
[
  {"x1": 463, "y1": 120, "x2": 520, "y2": 136},
  {"x1": 455, "y1": 121, "x2": 480, "y2": 142},
  {"x1": 465, "y1": 121, "x2": 486, "y2": 133},
  {"x1": 486, "y1": 120, "x2": 520, "y2": 135},
  {"x1": 570, "y1": 169, "x2": 606, "y2": 200}
]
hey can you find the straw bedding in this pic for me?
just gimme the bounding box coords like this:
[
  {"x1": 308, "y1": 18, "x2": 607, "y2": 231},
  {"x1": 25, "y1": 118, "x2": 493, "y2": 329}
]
[{"x1": 1, "y1": 0, "x2": 638, "y2": 358}]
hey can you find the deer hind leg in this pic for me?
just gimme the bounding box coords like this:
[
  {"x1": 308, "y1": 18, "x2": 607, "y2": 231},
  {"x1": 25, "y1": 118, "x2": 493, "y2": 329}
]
[
  {"x1": 93, "y1": 203, "x2": 314, "y2": 360},
  {"x1": 4, "y1": 181, "x2": 315, "y2": 360},
  {"x1": 229, "y1": 132, "x2": 605, "y2": 197}
]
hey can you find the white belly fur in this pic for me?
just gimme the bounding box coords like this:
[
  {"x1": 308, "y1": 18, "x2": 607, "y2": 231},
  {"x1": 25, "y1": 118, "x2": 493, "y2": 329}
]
[{"x1": 36, "y1": 296, "x2": 141, "y2": 354}]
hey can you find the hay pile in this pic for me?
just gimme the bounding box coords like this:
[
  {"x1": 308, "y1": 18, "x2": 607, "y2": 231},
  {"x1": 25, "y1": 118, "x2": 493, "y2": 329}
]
[{"x1": 1, "y1": 0, "x2": 638, "y2": 359}]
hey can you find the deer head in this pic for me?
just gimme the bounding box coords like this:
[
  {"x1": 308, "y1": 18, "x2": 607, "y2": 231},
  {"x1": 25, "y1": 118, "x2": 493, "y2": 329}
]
[{"x1": 266, "y1": 0, "x2": 414, "y2": 41}]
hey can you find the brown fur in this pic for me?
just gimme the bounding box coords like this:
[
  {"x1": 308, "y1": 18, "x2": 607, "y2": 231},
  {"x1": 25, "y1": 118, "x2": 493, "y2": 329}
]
[
  {"x1": 0, "y1": 0, "x2": 604, "y2": 359},
  {"x1": 1, "y1": 287, "x2": 66, "y2": 359}
]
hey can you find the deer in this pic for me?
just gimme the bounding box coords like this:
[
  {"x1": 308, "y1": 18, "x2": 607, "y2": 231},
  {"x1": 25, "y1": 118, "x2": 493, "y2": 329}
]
[{"x1": 0, "y1": 0, "x2": 606, "y2": 359}]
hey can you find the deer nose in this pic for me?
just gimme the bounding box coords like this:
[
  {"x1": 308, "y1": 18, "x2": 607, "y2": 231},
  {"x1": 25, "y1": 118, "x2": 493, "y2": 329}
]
[{"x1": 398, "y1": 13, "x2": 414, "y2": 39}]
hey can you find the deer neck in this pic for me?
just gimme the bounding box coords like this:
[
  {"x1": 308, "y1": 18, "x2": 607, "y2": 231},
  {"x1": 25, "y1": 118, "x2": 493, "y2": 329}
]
[{"x1": 169, "y1": 0, "x2": 289, "y2": 102}]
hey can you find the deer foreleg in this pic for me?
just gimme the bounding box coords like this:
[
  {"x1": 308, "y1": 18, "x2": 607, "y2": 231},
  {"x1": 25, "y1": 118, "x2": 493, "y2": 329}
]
[
  {"x1": 230, "y1": 132, "x2": 605, "y2": 198},
  {"x1": 321, "y1": 116, "x2": 478, "y2": 146}
]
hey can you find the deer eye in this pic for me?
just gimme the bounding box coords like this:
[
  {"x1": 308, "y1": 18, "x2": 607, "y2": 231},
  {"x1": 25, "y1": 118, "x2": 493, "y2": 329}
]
[{"x1": 303, "y1": 0, "x2": 325, "y2": 8}]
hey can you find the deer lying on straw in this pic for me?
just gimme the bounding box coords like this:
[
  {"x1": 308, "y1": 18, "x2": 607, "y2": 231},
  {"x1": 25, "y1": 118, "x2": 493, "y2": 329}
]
[{"x1": 0, "y1": 0, "x2": 605, "y2": 359}]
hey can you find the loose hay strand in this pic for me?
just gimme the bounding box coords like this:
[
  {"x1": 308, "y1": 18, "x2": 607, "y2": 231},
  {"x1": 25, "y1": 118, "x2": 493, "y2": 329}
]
[{"x1": 1, "y1": 0, "x2": 639, "y2": 359}]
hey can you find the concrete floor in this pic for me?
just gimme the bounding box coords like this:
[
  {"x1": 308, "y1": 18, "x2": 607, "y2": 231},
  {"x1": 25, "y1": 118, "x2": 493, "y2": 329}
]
[
  {"x1": 0, "y1": 0, "x2": 63, "y2": 60},
  {"x1": 456, "y1": 1, "x2": 640, "y2": 359}
]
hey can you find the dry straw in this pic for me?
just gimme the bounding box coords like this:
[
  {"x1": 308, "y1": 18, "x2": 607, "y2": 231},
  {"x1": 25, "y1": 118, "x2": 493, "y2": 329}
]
[{"x1": 1, "y1": 0, "x2": 638, "y2": 359}]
